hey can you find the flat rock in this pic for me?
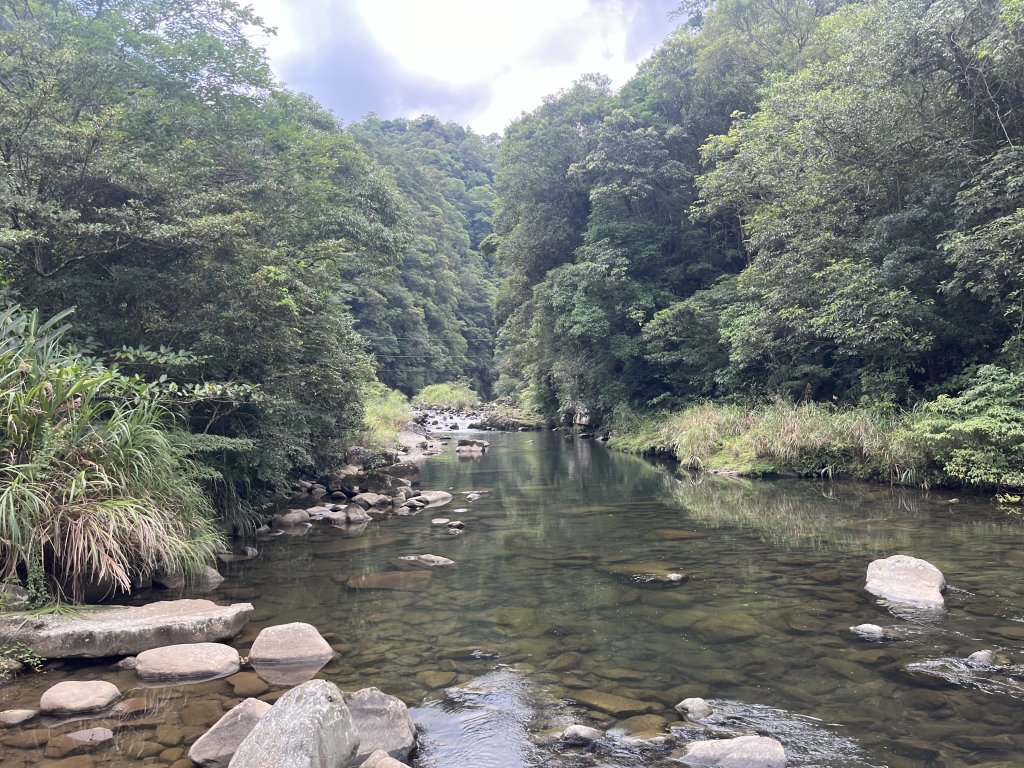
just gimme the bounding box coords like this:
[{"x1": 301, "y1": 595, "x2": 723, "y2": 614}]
[
  {"x1": 680, "y1": 734, "x2": 787, "y2": 767},
  {"x1": 418, "y1": 491, "x2": 453, "y2": 508},
  {"x1": 136, "y1": 642, "x2": 240, "y2": 681},
  {"x1": 343, "y1": 686, "x2": 417, "y2": 764},
  {"x1": 229, "y1": 680, "x2": 358, "y2": 768},
  {"x1": 865, "y1": 555, "x2": 945, "y2": 609},
  {"x1": 189, "y1": 697, "x2": 271, "y2": 768},
  {"x1": 347, "y1": 572, "x2": 432, "y2": 591},
  {"x1": 0, "y1": 708, "x2": 37, "y2": 727},
  {"x1": 44, "y1": 727, "x2": 114, "y2": 758},
  {"x1": 396, "y1": 554, "x2": 455, "y2": 568},
  {"x1": 227, "y1": 672, "x2": 269, "y2": 697},
  {"x1": 569, "y1": 690, "x2": 656, "y2": 717},
  {"x1": 249, "y1": 622, "x2": 333, "y2": 665},
  {"x1": 0, "y1": 600, "x2": 253, "y2": 658},
  {"x1": 40, "y1": 681, "x2": 120, "y2": 715}
]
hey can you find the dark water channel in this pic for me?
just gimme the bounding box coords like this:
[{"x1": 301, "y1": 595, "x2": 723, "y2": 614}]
[{"x1": 3, "y1": 431, "x2": 1024, "y2": 767}]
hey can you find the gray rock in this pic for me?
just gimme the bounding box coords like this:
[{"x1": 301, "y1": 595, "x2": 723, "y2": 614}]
[
  {"x1": 430, "y1": 518, "x2": 450, "y2": 526},
  {"x1": 418, "y1": 491, "x2": 453, "y2": 508},
  {"x1": 40, "y1": 681, "x2": 120, "y2": 715},
  {"x1": 136, "y1": 642, "x2": 240, "y2": 681},
  {"x1": 189, "y1": 697, "x2": 271, "y2": 768},
  {"x1": 343, "y1": 686, "x2": 416, "y2": 764},
  {"x1": 249, "y1": 622, "x2": 333, "y2": 665},
  {"x1": 0, "y1": 599, "x2": 252, "y2": 658},
  {"x1": 229, "y1": 679, "x2": 359, "y2": 768},
  {"x1": 345, "y1": 505, "x2": 372, "y2": 524},
  {"x1": 850, "y1": 624, "x2": 886, "y2": 639},
  {"x1": 359, "y1": 749, "x2": 406, "y2": 768},
  {"x1": 675, "y1": 697, "x2": 714, "y2": 721},
  {"x1": 352, "y1": 493, "x2": 390, "y2": 509},
  {"x1": 273, "y1": 509, "x2": 311, "y2": 527},
  {"x1": 865, "y1": 555, "x2": 945, "y2": 609},
  {"x1": 680, "y1": 735, "x2": 787, "y2": 767},
  {"x1": 561, "y1": 724, "x2": 603, "y2": 744},
  {"x1": 0, "y1": 708, "x2": 37, "y2": 727},
  {"x1": 397, "y1": 554, "x2": 455, "y2": 568},
  {"x1": 360, "y1": 753, "x2": 407, "y2": 768},
  {"x1": 0, "y1": 583, "x2": 29, "y2": 609}
]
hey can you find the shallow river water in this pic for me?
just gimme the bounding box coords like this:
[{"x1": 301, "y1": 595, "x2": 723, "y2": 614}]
[{"x1": 3, "y1": 431, "x2": 1024, "y2": 767}]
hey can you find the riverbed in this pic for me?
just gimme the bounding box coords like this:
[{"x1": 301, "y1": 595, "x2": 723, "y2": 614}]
[{"x1": 2, "y1": 431, "x2": 1023, "y2": 767}]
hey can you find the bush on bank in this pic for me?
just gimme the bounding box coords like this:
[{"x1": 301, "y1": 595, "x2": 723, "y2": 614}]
[{"x1": 0, "y1": 307, "x2": 223, "y2": 603}]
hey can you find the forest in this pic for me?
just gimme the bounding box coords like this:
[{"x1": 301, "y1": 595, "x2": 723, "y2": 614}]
[{"x1": 1, "y1": 0, "x2": 1022, "y2": 598}]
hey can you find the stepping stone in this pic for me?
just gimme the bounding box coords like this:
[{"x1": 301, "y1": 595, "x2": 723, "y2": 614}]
[
  {"x1": 0, "y1": 708, "x2": 37, "y2": 727},
  {"x1": 135, "y1": 643, "x2": 240, "y2": 682},
  {"x1": 40, "y1": 681, "x2": 120, "y2": 715},
  {"x1": 249, "y1": 623, "x2": 332, "y2": 665}
]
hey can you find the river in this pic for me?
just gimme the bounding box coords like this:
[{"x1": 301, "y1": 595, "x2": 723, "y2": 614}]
[{"x1": 2, "y1": 430, "x2": 1024, "y2": 767}]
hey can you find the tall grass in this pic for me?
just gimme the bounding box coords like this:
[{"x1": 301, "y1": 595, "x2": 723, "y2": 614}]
[
  {"x1": 360, "y1": 382, "x2": 411, "y2": 449},
  {"x1": 611, "y1": 400, "x2": 927, "y2": 483},
  {"x1": 0, "y1": 306, "x2": 223, "y2": 603},
  {"x1": 413, "y1": 381, "x2": 480, "y2": 411}
]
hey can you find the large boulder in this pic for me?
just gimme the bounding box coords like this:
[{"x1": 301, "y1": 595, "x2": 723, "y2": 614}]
[
  {"x1": 229, "y1": 680, "x2": 359, "y2": 768},
  {"x1": 680, "y1": 735, "x2": 787, "y2": 767},
  {"x1": 342, "y1": 687, "x2": 416, "y2": 765},
  {"x1": 189, "y1": 698, "x2": 271, "y2": 768},
  {"x1": 40, "y1": 681, "x2": 120, "y2": 715},
  {"x1": 249, "y1": 623, "x2": 333, "y2": 665},
  {"x1": 135, "y1": 642, "x2": 240, "y2": 682},
  {"x1": 865, "y1": 555, "x2": 945, "y2": 609},
  {"x1": 0, "y1": 599, "x2": 252, "y2": 658}
]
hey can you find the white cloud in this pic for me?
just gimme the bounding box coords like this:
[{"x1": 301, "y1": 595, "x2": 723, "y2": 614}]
[{"x1": 245, "y1": 0, "x2": 666, "y2": 133}]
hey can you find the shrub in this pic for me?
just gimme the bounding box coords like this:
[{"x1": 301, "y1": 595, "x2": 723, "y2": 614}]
[
  {"x1": 0, "y1": 306, "x2": 223, "y2": 603},
  {"x1": 413, "y1": 381, "x2": 480, "y2": 411}
]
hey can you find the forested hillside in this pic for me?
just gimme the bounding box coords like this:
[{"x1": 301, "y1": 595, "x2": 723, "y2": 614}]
[{"x1": 491, "y1": 0, "x2": 1024, "y2": 487}]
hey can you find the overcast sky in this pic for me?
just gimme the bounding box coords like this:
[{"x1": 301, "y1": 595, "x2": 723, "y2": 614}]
[{"x1": 245, "y1": 0, "x2": 680, "y2": 135}]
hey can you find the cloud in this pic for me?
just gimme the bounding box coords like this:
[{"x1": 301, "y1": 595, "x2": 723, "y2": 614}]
[{"x1": 245, "y1": 0, "x2": 679, "y2": 134}]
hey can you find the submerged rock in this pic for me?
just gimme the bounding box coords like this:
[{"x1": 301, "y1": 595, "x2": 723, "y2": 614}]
[
  {"x1": 680, "y1": 734, "x2": 787, "y2": 767},
  {"x1": 0, "y1": 599, "x2": 252, "y2": 658},
  {"x1": 568, "y1": 690, "x2": 657, "y2": 717},
  {"x1": 44, "y1": 726, "x2": 114, "y2": 758},
  {"x1": 865, "y1": 555, "x2": 945, "y2": 609},
  {"x1": 347, "y1": 571, "x2": 433, "y2": 591}
]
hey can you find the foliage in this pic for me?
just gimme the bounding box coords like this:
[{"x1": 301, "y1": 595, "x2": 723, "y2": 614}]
[
  {"x1": 0, "y1": 306, "x2": 223, "y2": 602},
  {"x1": 0, "y1": 0, "x2": 408, "y2": 501},
  {"x1": 914, "y1": 366, "x2": 1024, "y2": 489},
  {"x1": 610, "y1": 399, "x2": 926, "y2": 483},
  {"x1": 0, "y1": 642, "x2": 43, "y2": 675},
  {"x1": 413, "y1": 381, "x2": 480, "y2": 411},
  {"x1": 360, "y1": 383, "x2": 411, "y2": 450}
]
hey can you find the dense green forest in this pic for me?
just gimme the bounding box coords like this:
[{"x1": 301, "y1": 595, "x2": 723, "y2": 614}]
[
  {"x1": 491, "y1": 0, "x2": 1024, "y2": 489},
  {"x1": 1, "y1": 0, "x2": 1022, "y2": 598}
]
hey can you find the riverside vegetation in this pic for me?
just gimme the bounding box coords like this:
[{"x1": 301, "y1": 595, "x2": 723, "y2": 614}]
[{"x1": 1, "y1": 0, "x2": 1023, "y2": 607}]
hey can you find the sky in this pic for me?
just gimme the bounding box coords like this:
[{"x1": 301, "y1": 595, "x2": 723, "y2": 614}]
[{"x1": 244, "y1": 0, "x2": 681, "y2": 135}]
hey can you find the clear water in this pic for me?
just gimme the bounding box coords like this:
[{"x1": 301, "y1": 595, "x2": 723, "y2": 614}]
[{"x1": 3, "y1": 431, "x2": 1024, "y2": 767}]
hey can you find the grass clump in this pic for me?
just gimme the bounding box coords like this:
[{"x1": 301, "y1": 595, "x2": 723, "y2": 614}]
[
  {"x1": 0, "y1": 306, "x2": 224, "y2": 604},
  {"x1": 611, "y1": 400, "x2": 925, "y2": 482},
  {"x1": 360, "y1": 382, "x2": 411, "y2": 450},
  {"x1": 413, "y1": 381, "x2": 480, "y2": 411}
]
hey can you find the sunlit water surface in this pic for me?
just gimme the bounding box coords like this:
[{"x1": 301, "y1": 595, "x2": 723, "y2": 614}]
[{"x1": 3, "y1": 432, "x2": 1024, "y2": 767}]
